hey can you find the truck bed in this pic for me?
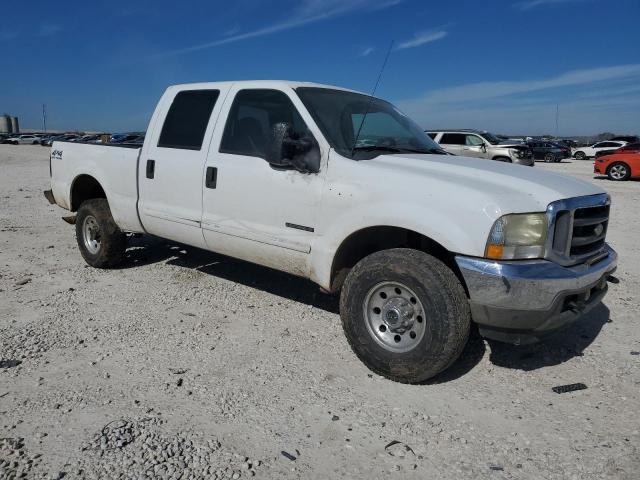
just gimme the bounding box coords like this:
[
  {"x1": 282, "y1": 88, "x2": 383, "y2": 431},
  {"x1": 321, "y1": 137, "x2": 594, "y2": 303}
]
[{"x1": 50, "y1": 141, "x2": 144, "y2": 232}]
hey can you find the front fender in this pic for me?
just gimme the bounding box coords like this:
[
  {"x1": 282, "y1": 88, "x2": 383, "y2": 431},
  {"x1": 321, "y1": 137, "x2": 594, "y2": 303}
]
[{"x1": 308, "y1": 200, "x2": 487, "y2": 290}]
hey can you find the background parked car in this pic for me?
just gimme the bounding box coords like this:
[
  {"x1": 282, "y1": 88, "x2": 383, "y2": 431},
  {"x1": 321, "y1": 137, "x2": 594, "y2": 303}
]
[
  {"x1": 572, "y1": 140, "x2": 627, "y2": 159},
  {"x1": 594, "y1": 142, "x2": 640, "y2": 158},
  {"x1": 556, "y1": 139, "x2": 579, "y2": 148},
  {"x1": 41, "y1": 134, "x2": 80, "y2": 146},
  {"x1": 594, "y1": 151, "x2": 640, "y2": 181},
  {"x1": 110, "y1": 133, "x2": 143, "y2": 144},
  {"x1": 2, "y1": 134, "x2": 41, "y2": 145},
  {"x1": 427, "y1": 129, "x2": 534, "y2": 166},
  {"x1": 70, "y1": 134, "x2": 106, "y2": 144},
  {"x1": 527, "y1": 141, "x2": 567, "y2": 162},
  {"x1": 126, "y1": 135, "x2": 145, "y2": 145}
]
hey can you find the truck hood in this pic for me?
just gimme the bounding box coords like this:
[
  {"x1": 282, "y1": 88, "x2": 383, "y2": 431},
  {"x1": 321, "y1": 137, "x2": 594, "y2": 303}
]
[{"x1": 368, "y1": 153, "x2": 605, "y2": 217}]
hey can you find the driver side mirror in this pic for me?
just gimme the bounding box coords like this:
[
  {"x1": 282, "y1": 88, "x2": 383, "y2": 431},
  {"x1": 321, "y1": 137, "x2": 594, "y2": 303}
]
[{"x1": 266, "y1": 122, "x2": 320, "y2": 174}]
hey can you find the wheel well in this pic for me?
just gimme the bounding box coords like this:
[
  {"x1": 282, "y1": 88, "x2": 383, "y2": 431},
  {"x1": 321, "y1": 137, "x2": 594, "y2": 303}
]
[
  {"x1": 70, "y1": 175, "x2": 106, "y2": 211},
  {"x1": 329, "y1": 226, "x2": 466, "y2": 294},
  {"x1": 607, "y1": 161, "x2": 629, "y2": 173}
]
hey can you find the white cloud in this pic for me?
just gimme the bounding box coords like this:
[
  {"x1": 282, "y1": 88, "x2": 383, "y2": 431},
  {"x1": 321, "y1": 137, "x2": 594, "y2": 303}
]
[
  {"x1": 513, "y1": 0, "x2": 589, "y2": 11},
  {"x1": 395, "y1": 63, "x2": 640, "y2": 135},
  {"x1": 154, "y1": 0, "x2": 402, "y2": 58},
  {"x1": 413, "y1": 64, "x2": 640, "y2": 105},
  {"x1": 397, "y1": 30, "x2": 447, "y2": 50},
  {"x1": 360, "y1": 47, "x2": 375, "y2": 57}
]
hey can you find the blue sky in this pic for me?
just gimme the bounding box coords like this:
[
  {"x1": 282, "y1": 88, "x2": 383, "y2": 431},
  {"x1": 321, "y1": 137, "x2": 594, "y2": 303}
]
[{"x1": 1, "y1": 0, "x2": 639, "y2": 135}]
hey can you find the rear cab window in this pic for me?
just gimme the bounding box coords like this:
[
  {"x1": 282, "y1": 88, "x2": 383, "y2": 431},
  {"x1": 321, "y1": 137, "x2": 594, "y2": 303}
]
[{"x1": 158, "y1": 90, "x2": 220, "y2": 150}]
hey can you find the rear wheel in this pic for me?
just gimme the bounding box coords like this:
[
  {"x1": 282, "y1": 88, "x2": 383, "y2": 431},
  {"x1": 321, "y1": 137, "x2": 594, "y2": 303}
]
[
  {"x1": 340, "y1": 249, "x2": 470, "y2": 383},
  {"x1": 574, "y1": 151, "x2": 586, "y2": 160},
  {"x1": 75, "y1": 199, "x2": 126, "y2": 268},
  {"x1": 544, "y1": 153, "x2": 556, "y2": 163},
  {"x1": 607, "y1": 162, "x2": 631, "y2": 181}
]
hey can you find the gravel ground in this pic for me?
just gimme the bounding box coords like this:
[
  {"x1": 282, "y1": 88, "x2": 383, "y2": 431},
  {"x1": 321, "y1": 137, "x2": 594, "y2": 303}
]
[{"x1": 1, "y1": 145, "x2": 639, "y2": 479}]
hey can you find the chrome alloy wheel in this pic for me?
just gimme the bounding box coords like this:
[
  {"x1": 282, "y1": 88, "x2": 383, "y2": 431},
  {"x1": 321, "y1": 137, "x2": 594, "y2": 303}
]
[
  {"x1": 82, "y1": 215, "x2": 101, "y2": 254},
  {"x1": 363, "y1": 282, "x2": 426, "y2": 353},
  {"x1": 609, "y1": 164, "x2": 628, "y2": 180}
]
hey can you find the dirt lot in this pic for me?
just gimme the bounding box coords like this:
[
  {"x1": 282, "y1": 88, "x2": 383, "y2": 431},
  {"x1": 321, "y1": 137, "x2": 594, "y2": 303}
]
[{"x1": 1, "y1": 144, "x2": 639, "y2": 479}]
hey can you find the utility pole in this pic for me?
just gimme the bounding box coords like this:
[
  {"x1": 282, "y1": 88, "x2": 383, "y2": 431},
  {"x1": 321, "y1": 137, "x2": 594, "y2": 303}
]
[
  {"x1": 42, "y1": 103, "x2": 47, "y2": 133},
  {"x1": 555, "y1": 104, "x2": 559, "y2": 137}
]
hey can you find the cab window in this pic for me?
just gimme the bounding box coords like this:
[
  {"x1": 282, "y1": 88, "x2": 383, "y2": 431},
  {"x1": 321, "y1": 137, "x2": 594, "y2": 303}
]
[
  {"x1": 158, "y1": 89, "x2": 219, "y2": 150},
  {"x1": 220, "y1": 89, "x2": 311, "y2": 159}
]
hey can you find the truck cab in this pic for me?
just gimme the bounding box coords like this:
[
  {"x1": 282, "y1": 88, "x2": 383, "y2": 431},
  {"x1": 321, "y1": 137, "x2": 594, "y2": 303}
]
[{"x1": 45, "y1": 80, "x2": 617, "y2": 383}]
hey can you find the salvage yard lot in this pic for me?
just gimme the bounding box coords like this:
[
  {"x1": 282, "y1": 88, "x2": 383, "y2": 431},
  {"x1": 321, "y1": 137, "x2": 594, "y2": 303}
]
[{"x1": 1, "y1": 145, "x2": 639, "y2": 479}]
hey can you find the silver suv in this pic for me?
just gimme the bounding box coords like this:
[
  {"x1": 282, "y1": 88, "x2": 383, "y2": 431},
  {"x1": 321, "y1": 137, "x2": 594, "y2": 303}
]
[{"x1": 427, "y1": 129, "x2": 534, "y2": 166}]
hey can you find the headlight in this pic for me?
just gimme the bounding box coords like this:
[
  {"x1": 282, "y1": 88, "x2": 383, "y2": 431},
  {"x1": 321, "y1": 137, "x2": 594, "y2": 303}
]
[
  {"x1": 485, "y1": 213, "x2": 548, "y2": 260},
  {"x1": 509, "y1": 148, "x2": 523, "y2": 158}
]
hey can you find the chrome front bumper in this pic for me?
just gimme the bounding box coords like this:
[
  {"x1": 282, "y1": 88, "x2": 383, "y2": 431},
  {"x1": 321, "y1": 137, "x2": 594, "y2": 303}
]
[{"x1": 455, "y1": 244, "x2": 617, "y2": 344}]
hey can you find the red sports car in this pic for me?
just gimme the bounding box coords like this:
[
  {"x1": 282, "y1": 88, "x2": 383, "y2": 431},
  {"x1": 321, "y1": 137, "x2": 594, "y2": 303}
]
[{"x1": 594, "y1": 151, "x2": 640, "y2": 181}]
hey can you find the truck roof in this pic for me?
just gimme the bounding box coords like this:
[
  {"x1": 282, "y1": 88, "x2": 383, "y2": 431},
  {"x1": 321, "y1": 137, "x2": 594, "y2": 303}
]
[{"x1": 167, "y1": 80, "x2": 365, "y2": 95}]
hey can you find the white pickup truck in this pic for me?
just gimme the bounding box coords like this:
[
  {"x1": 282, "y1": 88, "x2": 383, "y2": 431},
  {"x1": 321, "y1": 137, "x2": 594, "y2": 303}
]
[{"x1": 45, "y1": 80, "x2": 618, "y2": 383}]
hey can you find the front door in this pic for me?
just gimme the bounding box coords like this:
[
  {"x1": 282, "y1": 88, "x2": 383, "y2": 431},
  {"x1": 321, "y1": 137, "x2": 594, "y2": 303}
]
[
  {"x1": 462, "y1": 134, "x2": 487, "y2": 158},
  {"x1": 201, "y1": 86, "x2": 326, "y2": 276},
  {"x1": 138, "y1": 87, "x2": 229, "y2": 247}
]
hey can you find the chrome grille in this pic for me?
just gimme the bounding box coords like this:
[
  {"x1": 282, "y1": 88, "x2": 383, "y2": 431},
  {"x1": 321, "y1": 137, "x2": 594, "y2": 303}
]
[
  {"x1": 570, "y1": 205, "x2": 609, "y2": 257},
  {"x1": 546, "y1": 194, "x2": 610, "y2": 266}
]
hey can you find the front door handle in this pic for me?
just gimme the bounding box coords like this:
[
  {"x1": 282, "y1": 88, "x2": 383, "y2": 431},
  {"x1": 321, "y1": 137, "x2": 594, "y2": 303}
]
[
  {"x1": 146, "y1": 159, "x2": 155, "y2": 179},
  {"x1": 205, "y1": 166, "x2": 217, "y2": 189}
]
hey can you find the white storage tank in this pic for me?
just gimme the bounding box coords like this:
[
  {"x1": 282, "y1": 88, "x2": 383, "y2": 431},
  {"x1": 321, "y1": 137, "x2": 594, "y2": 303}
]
[
  {"x1": 0, "y1": 114, "x2": 11, "y2": 133},
  {"x1": 10, "y1": 116, "x2": 19, "y2": 133}
]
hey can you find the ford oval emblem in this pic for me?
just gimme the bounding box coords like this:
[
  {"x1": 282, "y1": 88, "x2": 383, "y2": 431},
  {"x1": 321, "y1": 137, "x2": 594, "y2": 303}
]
[{"x1": 594, "y1": 223, "x2": 604, "y2": 236}]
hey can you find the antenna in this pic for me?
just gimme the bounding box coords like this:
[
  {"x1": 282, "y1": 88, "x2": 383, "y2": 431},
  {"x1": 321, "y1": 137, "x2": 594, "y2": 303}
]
[
  {"x1": 555, "y1": 103, "x2": 559, "y2": 137},
  {"x1": 42, "y1": 104, "x2": 47, "y2": 133},
  {"x1": 351, "y1": 40, "x2": 394, "y2": 158}
]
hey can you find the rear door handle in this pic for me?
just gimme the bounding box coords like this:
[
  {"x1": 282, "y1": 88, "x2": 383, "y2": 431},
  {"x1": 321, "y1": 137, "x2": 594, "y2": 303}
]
[
  {"x1": 146, "y1": 159, "x2": 155, "y2": 179},
  {"x1": 205, "y1": 166, "x2": 217, "y2": 189}
]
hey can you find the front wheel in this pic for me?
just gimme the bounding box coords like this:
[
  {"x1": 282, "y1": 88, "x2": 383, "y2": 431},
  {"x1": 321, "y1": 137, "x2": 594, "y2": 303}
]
[
  {"x1": 75, "y1": 199, "x2": 126, "y2": 268},
  {"x1": 340, "y1": 249, "x2": 470, "y2": 383},
  {"x1": 607, "y1": 162, "x2": 631, "y2": 181},
  {"x1": 544, "y1": 153, "x2": 556, "y2": 163},
  {"x1": 574, "y1": 151, "x2": 586, "y2": 160}
]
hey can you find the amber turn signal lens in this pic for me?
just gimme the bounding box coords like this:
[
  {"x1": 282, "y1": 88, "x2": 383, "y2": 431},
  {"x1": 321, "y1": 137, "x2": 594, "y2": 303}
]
[{"x1": 485, "y1": 244, "x2": 504, "y2": 259}]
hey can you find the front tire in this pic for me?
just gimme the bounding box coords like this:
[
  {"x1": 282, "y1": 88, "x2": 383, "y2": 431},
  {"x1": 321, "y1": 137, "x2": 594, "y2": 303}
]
[
  {"x1": 607, "y1": 162, "x2": 631, "y2": 181},
  {"x1": 75, "y1": 199, "x2": 126, "y2": 268},
  {"x1": 574, "y1": 151, "x2": 586, "y2": 160},
  {"x1": 340, "y1": 249, "x2": 470, "y2": 383},
  {"x1": 493, "y1": 156, "x2": 512, "y2": 163},
  {"x1": 544, "y1": 153, "x2": 556, "y2": 163}
]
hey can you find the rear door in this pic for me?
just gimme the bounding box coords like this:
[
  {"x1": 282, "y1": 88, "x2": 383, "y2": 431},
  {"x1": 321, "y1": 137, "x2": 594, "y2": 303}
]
[{"x1": 138, "y1": 86, "x2": 230, "y2": 247}]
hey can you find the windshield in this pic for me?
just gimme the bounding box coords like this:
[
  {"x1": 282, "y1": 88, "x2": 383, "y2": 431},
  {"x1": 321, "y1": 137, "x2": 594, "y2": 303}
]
[
  {"x1": 296, "y1": 87, "x2": 444, "y2": 159},
  {"x1": 481, "y1": 132, "x2": 502, "y2": 145}
]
